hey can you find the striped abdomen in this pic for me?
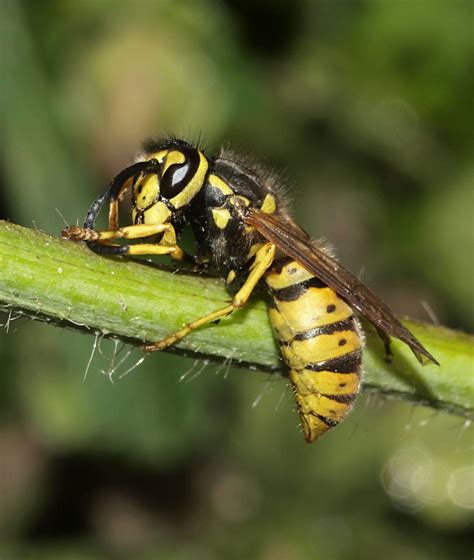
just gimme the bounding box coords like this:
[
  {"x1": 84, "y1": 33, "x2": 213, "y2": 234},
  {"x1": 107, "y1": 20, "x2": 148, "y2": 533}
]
[{"x1": 265, "y1": 258, "x2": 363, "y2": 442}]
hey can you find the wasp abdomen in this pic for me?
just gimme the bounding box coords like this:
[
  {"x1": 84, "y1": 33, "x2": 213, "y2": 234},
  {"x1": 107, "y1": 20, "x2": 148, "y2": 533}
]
[{"x1": 265, "y1": 257, "x2": 363, "y2": 442}]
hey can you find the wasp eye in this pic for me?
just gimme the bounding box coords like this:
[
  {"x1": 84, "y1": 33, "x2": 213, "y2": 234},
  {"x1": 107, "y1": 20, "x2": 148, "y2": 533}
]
[
  {"x1": 160, "y1": 162, "x2": 190, "y2": 198},
  {"x1": 160, "y1": 146, "x2": 200, "y2": 199}
]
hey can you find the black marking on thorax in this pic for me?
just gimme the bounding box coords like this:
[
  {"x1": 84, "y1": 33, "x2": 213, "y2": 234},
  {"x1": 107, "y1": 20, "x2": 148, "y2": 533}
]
[
  {"x1": 188, "y1": 160, "x2": 267, "y2": 273},
  {"x1": 213, "y1": 158, "x2": 266, "y2": 205}
]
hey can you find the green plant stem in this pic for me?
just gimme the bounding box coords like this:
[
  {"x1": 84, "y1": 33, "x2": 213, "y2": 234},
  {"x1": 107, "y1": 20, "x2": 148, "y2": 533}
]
[{"x1": 1, "y1": 221, "x2": 472, "y2": 417}]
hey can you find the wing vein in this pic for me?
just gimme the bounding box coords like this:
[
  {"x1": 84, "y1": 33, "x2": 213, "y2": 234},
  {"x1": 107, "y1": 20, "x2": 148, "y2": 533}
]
[{"x1": 244, "y1": 208, "x2": 438, "y2": 365}]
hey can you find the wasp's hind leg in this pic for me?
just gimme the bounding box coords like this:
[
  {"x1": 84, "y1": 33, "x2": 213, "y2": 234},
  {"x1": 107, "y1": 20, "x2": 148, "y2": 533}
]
[{"x1": 143, "y1": 243, "x2": 276, "y2": 352}]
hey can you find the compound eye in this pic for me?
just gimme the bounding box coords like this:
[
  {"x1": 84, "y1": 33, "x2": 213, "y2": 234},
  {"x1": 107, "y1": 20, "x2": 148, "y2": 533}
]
[
  {"x1": 160, "y1": 161, "x2": 190, "y2": 199},
  {"x1": 160, "y1": 147, "x2": 199, "y2": 199}
]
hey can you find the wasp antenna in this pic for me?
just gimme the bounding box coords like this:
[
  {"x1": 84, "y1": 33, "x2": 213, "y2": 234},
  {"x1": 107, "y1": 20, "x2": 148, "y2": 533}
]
[{"x1": 55, "y1": 208, "x2": 70, "y2": 228}]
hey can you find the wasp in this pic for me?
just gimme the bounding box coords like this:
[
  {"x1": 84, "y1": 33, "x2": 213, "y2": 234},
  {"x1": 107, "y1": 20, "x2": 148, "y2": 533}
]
[{"x1": 62, "y1": 138, "x2": 438, "y2": 443}]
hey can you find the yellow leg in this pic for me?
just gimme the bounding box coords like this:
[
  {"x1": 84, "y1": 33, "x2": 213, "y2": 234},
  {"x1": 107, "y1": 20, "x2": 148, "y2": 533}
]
[
  {"x1": 144, "y1": 243, "x2": 276, "y2": 352},
  {"x1": 108, "y1": 176, "x2": 136, "y2": 229},
  {"x1": 62, "y1": 223, "x2": 171, "y2": 242},
  {"x1": 62, "y1": 222, "x2": 187, "y2": 261},
  {"x1": 98, "y1": 223, "x2": 188, "y2": 261},
  {"x1": 128, "y1": 244, "x2": 186, "y2": 260}
]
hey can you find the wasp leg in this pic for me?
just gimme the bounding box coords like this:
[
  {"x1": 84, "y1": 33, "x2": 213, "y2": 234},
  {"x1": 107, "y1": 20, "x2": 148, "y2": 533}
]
[
  {"x1": 62, "y1": 223, "x2": 171, "y2": 242},
  {"x1": 82, "y1": 241, "x2": 187, "y2": 260},
  {"x1": 126, "y1": 243, "x2": 187, "y2": 260},
  {"x1": 62, "y1": 222, "x2": 188, "y2": 261},
  {"x1": 107, "y1": 195, "x2": 123, "y2": 231},
  {"x1": 143, "y1": 242, "x2": 276, "y2": 352}
]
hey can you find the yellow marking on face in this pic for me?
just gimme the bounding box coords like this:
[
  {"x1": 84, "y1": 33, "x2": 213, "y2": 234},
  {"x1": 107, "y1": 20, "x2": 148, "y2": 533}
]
[
  {"x1": 212, "y1": 208, "x2": 231, "y2": 229},
  {"x1": 209, "y1": 174, "x2": 234, "y2": 196},
  {"x1": 229, "y1": 195, "x2": 250, "y2": 207},
  {"x1": 162, "y1": 150, "x2": 185, "y2": 174},
  {"x1": 281, "y1": 330, "x2": 361, "y2": 369},
  {"x1": 261, "y1": 193, "x2": 276, "y2": 214},
  {"x1": 265, "y1": 261, "x2": 314, "y2": 290},
  {"x1": 227, "y1": 270, "x2": 236, "y2": 284},
  {"x1": 171, "y1": 151, "x2": 209, "y2": 209},
  {"x1": 134, "y1": 174, "x2": 159, "y2": 210},
  {"x1": 142, "y1": 201, "x2": 171, "y2": 225}
]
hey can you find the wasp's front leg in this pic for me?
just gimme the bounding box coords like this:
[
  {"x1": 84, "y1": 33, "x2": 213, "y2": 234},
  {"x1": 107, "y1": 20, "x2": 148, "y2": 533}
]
[
  {"x1": 62, "y1": 223, "x2": 170, "y2": 243},
  {"x1": 61, "y1": 223, "x2": 188, "y2": 261}
]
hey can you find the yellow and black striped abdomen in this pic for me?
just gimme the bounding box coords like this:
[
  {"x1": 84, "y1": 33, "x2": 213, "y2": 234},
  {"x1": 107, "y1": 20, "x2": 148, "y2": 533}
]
[{"x1": 265, "y1": 258, "x2": 363, "y2": 442}]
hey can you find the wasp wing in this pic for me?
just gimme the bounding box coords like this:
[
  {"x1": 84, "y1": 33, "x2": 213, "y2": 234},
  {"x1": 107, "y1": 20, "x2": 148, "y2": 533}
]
[{"x1": 244, "y1": 208, "x2": 438, "y2": 365}]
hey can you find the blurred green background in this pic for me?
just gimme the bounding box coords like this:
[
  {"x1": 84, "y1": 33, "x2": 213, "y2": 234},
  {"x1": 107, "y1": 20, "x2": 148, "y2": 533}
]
[{"x1": 1, "y1": 0, "x2": 473, "y2": 558}]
